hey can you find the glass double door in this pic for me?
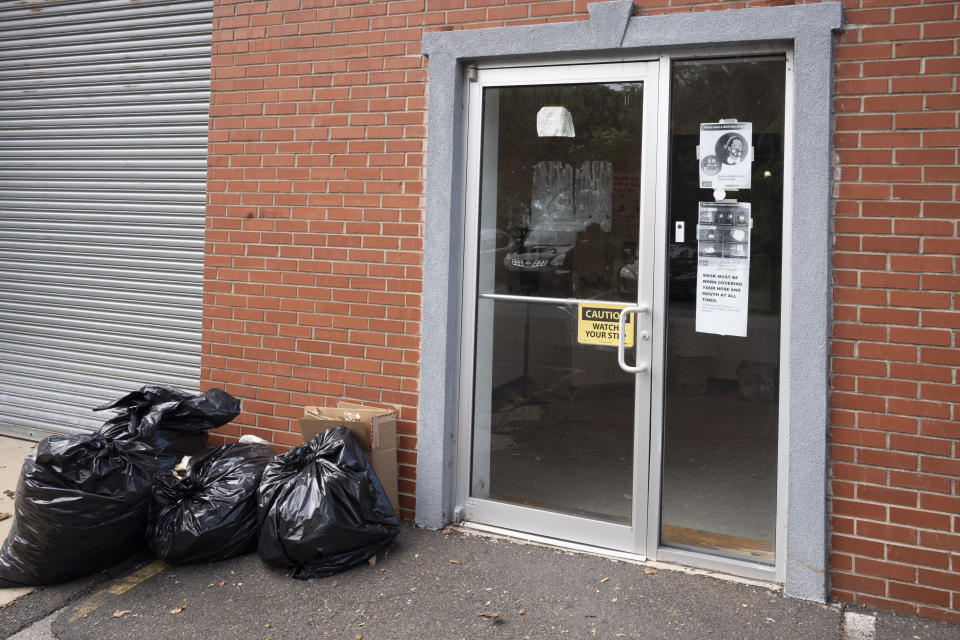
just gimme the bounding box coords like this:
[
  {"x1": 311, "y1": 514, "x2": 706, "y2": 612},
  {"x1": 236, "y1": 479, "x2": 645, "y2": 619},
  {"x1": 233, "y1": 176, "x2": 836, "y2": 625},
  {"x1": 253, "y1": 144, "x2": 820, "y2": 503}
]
[{"x1": 460, "y1": 62, "x2": 660, "y2": 554}]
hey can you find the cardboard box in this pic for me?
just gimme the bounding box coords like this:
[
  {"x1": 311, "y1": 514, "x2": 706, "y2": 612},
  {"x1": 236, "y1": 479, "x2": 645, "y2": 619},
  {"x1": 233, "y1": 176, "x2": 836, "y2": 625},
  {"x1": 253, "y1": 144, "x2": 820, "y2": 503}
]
[{"x1": 298, "y1": 402, "x2": 398, "y2": 514}]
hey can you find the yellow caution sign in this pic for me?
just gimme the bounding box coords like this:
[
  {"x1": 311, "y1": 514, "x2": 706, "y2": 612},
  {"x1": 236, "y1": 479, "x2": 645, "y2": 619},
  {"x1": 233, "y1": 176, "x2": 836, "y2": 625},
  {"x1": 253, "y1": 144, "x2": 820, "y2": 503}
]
[{"x1": 577, "y1": 303, "x2": 634, "y2": 347}]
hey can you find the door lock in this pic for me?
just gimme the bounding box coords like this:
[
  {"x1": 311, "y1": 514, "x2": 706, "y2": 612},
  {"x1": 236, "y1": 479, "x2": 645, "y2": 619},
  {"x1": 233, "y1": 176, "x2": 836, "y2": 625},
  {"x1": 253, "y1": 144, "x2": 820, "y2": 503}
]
[{"x1": 638, "y1": 330, "x2": 650, "y2": 342}]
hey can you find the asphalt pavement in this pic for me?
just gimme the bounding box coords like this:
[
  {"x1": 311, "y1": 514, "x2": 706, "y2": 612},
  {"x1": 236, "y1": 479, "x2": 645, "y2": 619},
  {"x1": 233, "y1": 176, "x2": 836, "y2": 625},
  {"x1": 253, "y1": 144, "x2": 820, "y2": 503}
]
[{"x1": 0, "y1": 524, "x2": 954, "y2": 640}]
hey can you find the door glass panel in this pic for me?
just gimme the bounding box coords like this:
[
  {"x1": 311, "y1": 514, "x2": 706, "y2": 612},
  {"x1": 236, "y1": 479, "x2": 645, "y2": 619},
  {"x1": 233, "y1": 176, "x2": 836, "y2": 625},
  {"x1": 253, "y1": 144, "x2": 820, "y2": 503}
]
[
  {"x1": 471, "y1": 81, "x2": 645, "y2": 524},
  {"x1": 661, "y1": 58, "x2": 785, "y2": 564}
]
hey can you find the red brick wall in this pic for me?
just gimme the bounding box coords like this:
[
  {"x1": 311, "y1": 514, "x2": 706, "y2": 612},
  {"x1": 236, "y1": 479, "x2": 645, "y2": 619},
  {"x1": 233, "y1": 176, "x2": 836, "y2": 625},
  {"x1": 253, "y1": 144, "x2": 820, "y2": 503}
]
[
  {"x1": 204, "y1": 0, "x2": 959, "y2": 620},
  {"x1": 826, "y1": 0, "x2": 960, "y2": 623}
]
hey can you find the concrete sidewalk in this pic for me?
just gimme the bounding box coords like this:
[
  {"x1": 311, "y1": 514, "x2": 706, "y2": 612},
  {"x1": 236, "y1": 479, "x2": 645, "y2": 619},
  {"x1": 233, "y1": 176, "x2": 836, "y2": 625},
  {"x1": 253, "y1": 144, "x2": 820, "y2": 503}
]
[
  {"x1": 1, "y1": 437, "x2": 36, "y2": 607},
  {"x1": 17, "y1": 526, "x2": 845, "y2": 640},
  {"x1": 0, "y1": 434, "x2": 957, "y2": 640},
  {"x1": 0, "y1": 524, "x2": 953, "y2": 640}
]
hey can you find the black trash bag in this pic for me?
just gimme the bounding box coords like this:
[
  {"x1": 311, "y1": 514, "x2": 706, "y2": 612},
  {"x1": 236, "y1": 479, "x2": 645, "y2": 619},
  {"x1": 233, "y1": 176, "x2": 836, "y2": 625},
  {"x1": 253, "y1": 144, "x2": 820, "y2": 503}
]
[
  {"x1": 256, "y1": 427, "x2": 399, "y2": 579},
  {"x1": 147, "y1": 442, "x2": 275, "y2": 565},
  {"x1": 96, "y1": 385, "x2": 240, "y2": 468},
  {"x1": 0, "y1": 433, "x2": 158, "y2": 587}
]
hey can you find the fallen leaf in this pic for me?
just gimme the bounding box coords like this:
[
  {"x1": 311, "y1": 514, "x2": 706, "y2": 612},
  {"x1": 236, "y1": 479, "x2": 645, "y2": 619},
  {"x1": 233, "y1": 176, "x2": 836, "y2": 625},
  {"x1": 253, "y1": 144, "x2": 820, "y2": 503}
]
[
  {"x1": 169, "y1": 607, "x2": 185, "y2": 615},
  {"x1": 354, "y1": 635, "x2": 363, "y2": 640},
  {"x1": 0, "y1": 513, "x2": 10, "y2": 522},
  {"x1": 478, "y1": 612, "x2": 500, "y2": 621},
  {"x1": 449, "y1": 559, "x2": 460, "y2": 564},
  {"x1": 643, "y1": 568, "x2": 657, "y2": 575},
  {"x1": 484, "y1": 600, "x2": 492, "y2": 606},
  {"x1": 3, "y1": 490, "x2": 14, "y2": 498},
  {"x1": 368, "y1": 555, "x2": 377, "y2": 567},
  {"x1": 112, "y1": 610, "x2": 132, "y2": 618},
  {"x1": 601, "y1": 577, "x2": 610, "y2": 583},
  {"x1": 518, "y1": 608, "x2": 526, "y2": 615},
  {"x1": 443, "y1": 524, "x2": 455, "y2": 535}
]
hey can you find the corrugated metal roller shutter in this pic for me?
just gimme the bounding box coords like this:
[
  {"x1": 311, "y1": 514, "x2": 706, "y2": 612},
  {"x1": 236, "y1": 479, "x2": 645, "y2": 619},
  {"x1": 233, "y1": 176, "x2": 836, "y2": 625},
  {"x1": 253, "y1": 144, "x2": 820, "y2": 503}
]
[{"x1": 0, "y1": 0, "x2": 211, "y2": 438}]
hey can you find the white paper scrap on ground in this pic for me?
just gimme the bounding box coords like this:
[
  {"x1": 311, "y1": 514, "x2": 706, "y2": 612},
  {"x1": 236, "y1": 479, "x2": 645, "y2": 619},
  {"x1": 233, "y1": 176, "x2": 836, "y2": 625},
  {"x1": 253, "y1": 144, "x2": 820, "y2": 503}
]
[{"x1": 696, "y1": 201, "x2": 751, "y2": 337}]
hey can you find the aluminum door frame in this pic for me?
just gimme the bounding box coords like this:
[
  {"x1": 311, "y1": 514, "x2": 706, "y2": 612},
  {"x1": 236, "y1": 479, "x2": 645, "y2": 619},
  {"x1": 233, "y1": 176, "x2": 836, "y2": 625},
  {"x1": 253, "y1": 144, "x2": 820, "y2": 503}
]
[{"x1": 456, "y1": 61, "x2": 661, "y2": 556}]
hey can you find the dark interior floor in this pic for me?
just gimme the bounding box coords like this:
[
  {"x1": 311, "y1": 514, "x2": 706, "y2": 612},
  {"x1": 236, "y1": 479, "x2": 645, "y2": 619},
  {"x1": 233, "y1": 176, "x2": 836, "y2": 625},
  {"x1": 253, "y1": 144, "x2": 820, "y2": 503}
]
[{"x1": 483, "y1": 377, "x2": 778, "y2": 563}]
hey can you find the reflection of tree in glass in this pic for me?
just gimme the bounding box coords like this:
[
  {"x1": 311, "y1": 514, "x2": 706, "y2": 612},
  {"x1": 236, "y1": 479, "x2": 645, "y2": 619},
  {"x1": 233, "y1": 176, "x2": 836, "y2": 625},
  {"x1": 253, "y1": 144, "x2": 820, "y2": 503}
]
[
  {"x1": 492, "y1": 82, "x2": 645, "y2": 242},
  {"x1": 575, "y1": 161, "x2": 613, "y2": 232},
  {"x1": 531, "y1": 161, "x2": 574, "y2": 226}
]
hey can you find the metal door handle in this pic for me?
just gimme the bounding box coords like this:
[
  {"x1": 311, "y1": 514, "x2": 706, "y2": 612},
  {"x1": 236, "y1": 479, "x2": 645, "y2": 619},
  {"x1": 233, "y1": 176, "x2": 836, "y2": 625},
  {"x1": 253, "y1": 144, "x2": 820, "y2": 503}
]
[{"x1": 617, "y1": 306, "x2": 649, "y2": 374}]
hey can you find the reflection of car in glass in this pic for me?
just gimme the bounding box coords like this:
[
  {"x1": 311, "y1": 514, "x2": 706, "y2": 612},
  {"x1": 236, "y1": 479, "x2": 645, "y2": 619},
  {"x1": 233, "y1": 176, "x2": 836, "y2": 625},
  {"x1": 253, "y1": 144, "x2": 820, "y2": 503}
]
[
  {"x1": 503, "y1": 225, "x2": 577, "y2": 274},
  {"x1": 669, "y1": 244, "x2": 697, "y2": 299},
  {"x1": 617, "y1": 256, "x2": 638, "y2": 299},
  {"x1": 480, "y1": 229, "x2": 513, "y2": 265},
  {"x1": 480, "y1": 228, "x2": 514, "y2": 292}
]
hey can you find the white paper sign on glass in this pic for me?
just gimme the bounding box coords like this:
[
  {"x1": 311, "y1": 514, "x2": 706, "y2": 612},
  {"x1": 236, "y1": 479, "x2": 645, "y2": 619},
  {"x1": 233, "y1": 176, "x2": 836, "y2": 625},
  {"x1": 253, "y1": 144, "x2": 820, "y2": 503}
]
[
  {"x1": 698, "y1": 122, "x2": 752, "y2": 190},
  {"x1": 695, "y1": 201, "x2": 751, "y2": 337}
]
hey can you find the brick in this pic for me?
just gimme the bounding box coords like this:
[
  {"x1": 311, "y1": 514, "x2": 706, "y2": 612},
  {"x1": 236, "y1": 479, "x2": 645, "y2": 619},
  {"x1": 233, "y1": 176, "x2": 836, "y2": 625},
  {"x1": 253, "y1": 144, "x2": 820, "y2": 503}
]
[
  {"x1": 833, "y1": 462, "x2": 887, "y2": 484},
  {"x1": 922, "y1": 311, "x2": 960, "y2": 330},
  {"x1": 860, "y1": 307, "x2": 917, "y2": 326},
  {"x1": 858, "y1": 377, "x2": 916, "y2": 399},
  {"x1": 830, "y1": 571, "x2": 885, "y2": 596},
  {"x1": 861, "y1": 23, "x2": 920, "y2": 42},
  {"x1": 889, "y1": 506, "x2": 952, "y2": 530},
  {"x1": 897, "y1": 111, "x2": 957, "y2": 129},
  {"x1": 888, "y1": 583, "x2": 951, "y2": 609},
  {"x1": 895, "y1": 40, "x2": 954, "y2": 58},
  {"x1": 920, "y1": 383, "x2": 960, "y2": 402},
  {"x1": 890, "y1": 434, "x2": 951, "y2": 457},
  {"x1": 857, "y1": 484, "x2": 918, "y2": 508},
  {"x1": 858, "y1": 447, "x2": 917, "y2": 470},
  {"x1": 890, "y1": 291, "x2": 952, "y2": 310},
  {"x1": 888, "y1": 399, "x2": 951, "y2": 420},
  {"x1": 856, "y1": 595, "x2": 918, "y2": 617},
  {"x1": 887, "y1": 544, "x2": 951, "y2": 569},
  {"x1": 891, "y1": 255, "x2": 954, "y2": 273},
  {"x1": 855, "y1": 557, "x2": 916, "y2": 583},
  {"x1": 923, "y1": 235, "x2": 960, "y2": 255},
  {"x1": 831, "y1": 498, "x2": 887, "y2": 521},
  {"x1": 924, "y1": 20, "x2": 960, "y2": 39},
  {"x1": 832, "y1": 392, "x2": 886, "y2": 413},
  {"x1": 893, "y1": 4, "x2": 955, "y2": 24},
  {"x1": 920, "y1": 493, "x2": 960, "y2": 514},
  {"x1": 857, "y1": 342, "x2": 916, "y2": 362},
  {"x1": 832, "y1": 426, "x2": 888, "y2": 449},
  {"x1": 859, "y1": 272, "x2": 918, "y2": 290},
  {"x1": 891, "y1": 76, "x2": 953, "y2": 93},
  {"x1": 920, "y1": 531, "x2": 960, "y2": 553},
  {"x1": 920, "y1": 420, "x2": 960, "y2": 439},
  {"x1": 920, "y1": 607, "x2": 960, "y2": 624},
  {"x1": 896, "y1": 148, "x2": 957, "y2": 165},
  {"x1": 921, "y1": 456, "x2": 960, "y2": 476},
  {"x1": 830, "y1": 551, "x2": 853, "y2": 571},
  {"x1": 894, "y1": 218, "x2": 954, "y2": 237},
  {"x1": 834, "y1": 357, "x2": 888, "y2": 376}
]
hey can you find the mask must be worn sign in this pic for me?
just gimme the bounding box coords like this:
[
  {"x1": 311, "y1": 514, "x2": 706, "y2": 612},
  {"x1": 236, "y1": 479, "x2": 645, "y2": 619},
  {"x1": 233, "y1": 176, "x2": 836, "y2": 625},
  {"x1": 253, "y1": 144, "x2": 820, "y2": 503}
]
[
  {"x1": 696, "y1": 201, "x2": 752, "y2": 337},
  {"x1": 577, "y1": 303, "x2": 634, "y2": 347}
]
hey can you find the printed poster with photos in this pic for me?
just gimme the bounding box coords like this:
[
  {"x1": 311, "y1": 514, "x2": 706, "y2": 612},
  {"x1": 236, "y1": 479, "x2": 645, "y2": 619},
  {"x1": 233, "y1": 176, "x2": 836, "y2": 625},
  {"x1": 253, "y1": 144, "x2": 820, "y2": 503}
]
[
  {"x1": 699, "y1": 122, "x2": 752, "y2": 190},
  {"x1": 696, "y1": 201, "x2": 751, "y2": 337}
]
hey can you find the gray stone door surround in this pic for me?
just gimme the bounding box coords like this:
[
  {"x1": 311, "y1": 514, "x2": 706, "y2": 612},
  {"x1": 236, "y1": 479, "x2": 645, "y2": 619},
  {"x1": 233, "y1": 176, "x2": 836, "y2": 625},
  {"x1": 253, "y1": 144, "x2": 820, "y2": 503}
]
[{"x1": 416, "y1": 0, "x2": 842, "y2": 603}]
